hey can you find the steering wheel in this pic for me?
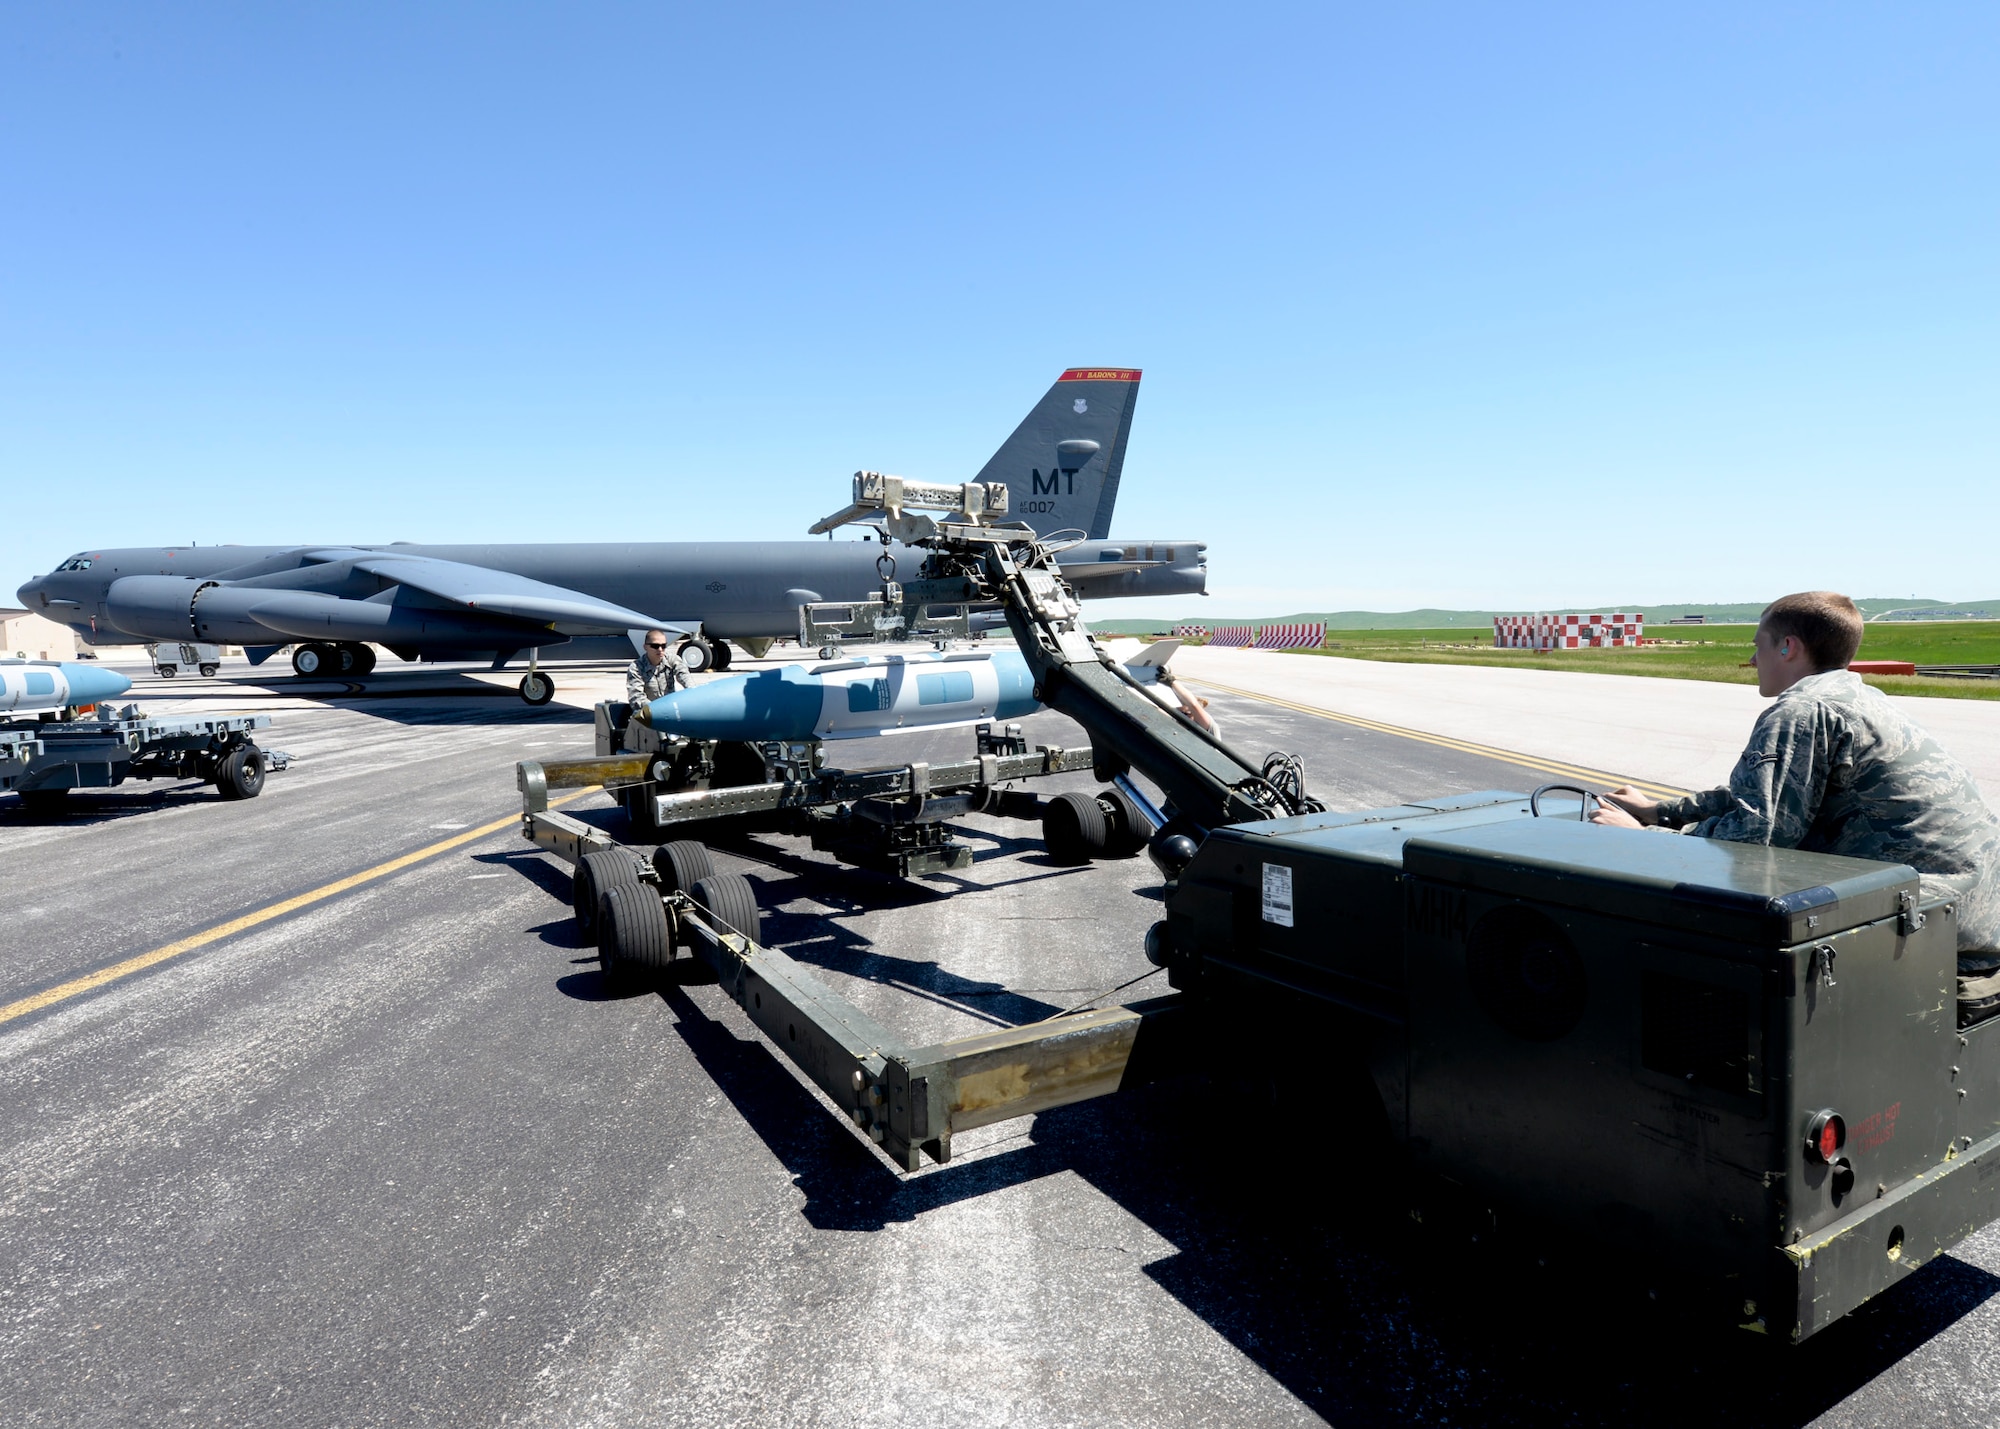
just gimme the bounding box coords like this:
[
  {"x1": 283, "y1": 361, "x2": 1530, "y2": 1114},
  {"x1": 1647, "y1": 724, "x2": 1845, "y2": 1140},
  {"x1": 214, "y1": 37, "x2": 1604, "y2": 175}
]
[{"x1": 1529, "y1": 783, "x2": 1601, "y2": 822}]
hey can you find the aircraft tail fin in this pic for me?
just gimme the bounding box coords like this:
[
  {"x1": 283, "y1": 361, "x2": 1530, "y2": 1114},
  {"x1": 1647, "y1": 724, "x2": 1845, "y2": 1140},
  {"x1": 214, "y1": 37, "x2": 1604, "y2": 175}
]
[{"x1": 973, "y1": 368, "x2": 1141, "y2": 540}]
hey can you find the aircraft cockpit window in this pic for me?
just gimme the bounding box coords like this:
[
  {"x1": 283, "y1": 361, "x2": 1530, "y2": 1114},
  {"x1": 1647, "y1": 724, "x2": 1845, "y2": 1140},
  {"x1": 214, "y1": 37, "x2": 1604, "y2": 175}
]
[{"x1": 55, "y1": 555, "x2": 94, "y2": 571}]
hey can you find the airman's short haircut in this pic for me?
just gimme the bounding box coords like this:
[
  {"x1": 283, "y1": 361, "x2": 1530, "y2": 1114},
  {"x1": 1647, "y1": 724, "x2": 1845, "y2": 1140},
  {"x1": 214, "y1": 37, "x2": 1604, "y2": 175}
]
[{"x1": 1760, "y1": 592, "x2": 1864, "y2": 672}]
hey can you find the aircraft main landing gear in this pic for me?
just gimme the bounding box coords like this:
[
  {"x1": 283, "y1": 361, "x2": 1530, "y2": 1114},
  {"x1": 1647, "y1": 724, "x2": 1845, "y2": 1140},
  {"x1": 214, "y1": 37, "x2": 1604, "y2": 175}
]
[{"x1": 678, "y1": 636, "x2": 716, "y2": 673}]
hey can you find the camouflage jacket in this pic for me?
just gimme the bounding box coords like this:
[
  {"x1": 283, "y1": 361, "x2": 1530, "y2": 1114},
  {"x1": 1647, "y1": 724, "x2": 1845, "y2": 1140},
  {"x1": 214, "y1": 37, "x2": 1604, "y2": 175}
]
[
  {"x1": 1657, "y1": 671, "x2": 2000, "y2": 951},
  {"x1": 625, "y1": 653, "x2": 689, "y2": 705}
]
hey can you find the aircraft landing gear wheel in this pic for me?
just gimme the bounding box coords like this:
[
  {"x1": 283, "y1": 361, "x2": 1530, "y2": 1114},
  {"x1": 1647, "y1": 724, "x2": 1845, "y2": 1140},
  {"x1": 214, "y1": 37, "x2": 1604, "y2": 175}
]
[
  {"x1": 678, "y1": 637, "x2": 714, "y2": 673},
  {"x1": 709, "y1": 640, "x2": 733, "y2": 672},
  {"x1": 291, "y1": 643, "x2": 334, "y2": 677},
  {"x1": 1043, "y1": 791, "x2": 1110, "y2": 865},
  {"x1": 332, "y1": 644, "x2": 357, "y2": 674},
  {"x1": 199, "y1": 663, "x2": 219, "y2": 678},
  {"x1": 818, "y1": 645, "x2": 839, "y2": 662},
  {"x1": 214, "y1": 745, "x2": 266, "y2": 800},
  {"x1": 519, "y1": 671, "x2": 555, "y2": 705},
  {"x1": 342, "y1": 643, "x2": 376, "y2": 676}
]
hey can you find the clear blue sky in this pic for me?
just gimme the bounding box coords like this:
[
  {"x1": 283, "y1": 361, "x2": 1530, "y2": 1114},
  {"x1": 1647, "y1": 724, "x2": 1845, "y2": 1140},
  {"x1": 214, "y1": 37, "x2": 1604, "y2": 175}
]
[{"x1": 4, "y1": 4, "x2": 1994, "y2": 620}]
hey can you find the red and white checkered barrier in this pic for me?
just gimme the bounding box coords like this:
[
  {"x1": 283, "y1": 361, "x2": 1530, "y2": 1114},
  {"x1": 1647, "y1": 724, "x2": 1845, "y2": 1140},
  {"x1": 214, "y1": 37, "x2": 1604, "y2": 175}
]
[
  {"x1": 1252, "y1": 622, "x2": 1326, "y2": 650},
  {"x1": 1494, "y1": 613, "x2": 1644, "y2": 649},
  {"x1": 1171, "y1": 625, "x2": 1208, "y2": 639},
  {"x1": 1209, "y1": 625, "x2": 1254, "y2": 648}
]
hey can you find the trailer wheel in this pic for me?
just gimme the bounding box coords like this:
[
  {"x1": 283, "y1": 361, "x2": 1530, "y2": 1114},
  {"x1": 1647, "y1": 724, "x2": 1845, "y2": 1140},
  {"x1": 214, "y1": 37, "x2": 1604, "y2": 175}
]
[
  {"x1": 651, "y1": 840, "x2": 715, "y2": 896},
  {"x1": 199, "y1": 664, "x2": 219, "y2": 678},
  {"x1": 600, "y1": 883, "x2": 673, "y2": 988},
  {"x1": 1043, "y1": 791, "x2": 1109, "y2": 864},
  {"x1": 689, "y1": 873, "x2": 762, "y2": 945},
  {"x1": 573, "y1": 849, "x2": 645, "y2": 946},
  {"x1": 1099, "y1": 787, "x2": 1150, "y2": 858},
  {"x1": 215, "y1": 745, "x2": 266, "y2": 800},
  {"x1": 818, "y1": 645, "x2": 839, "y2": 662}
]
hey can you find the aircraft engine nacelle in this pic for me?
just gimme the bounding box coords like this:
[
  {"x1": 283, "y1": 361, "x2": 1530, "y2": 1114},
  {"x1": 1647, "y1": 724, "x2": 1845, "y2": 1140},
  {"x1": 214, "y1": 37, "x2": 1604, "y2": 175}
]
[{"x1": 104, "y1": 575, "x2": 207, "y2": 640}]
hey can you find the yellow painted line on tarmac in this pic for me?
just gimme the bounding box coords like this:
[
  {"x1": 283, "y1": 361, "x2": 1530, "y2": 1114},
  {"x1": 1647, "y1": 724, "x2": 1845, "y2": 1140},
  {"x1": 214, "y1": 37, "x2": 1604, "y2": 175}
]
[
  {"x1": 0, "y1": 787, "x2": 602, "y2": 1029},
  {"x1": 1184, "y1": 678, "x2": 1690, "y2": 802}
]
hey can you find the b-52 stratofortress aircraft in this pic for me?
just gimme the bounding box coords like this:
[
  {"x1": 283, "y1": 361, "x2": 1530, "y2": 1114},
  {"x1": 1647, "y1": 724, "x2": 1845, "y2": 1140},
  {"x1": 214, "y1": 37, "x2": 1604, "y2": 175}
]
[{"x1": 17, "y1": 369, "x2": 1204, "y2": 703}]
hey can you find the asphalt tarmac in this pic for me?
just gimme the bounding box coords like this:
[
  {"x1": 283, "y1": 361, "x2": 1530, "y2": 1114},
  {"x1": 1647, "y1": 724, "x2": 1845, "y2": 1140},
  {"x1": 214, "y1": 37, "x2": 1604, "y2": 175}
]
[{"x1": 4, "y1": 658, "x2": 1998, "y2": 1427}]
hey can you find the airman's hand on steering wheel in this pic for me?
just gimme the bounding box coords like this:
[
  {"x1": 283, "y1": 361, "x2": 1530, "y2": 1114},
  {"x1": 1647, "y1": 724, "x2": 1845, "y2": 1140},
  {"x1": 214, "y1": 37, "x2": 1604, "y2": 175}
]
[{"x1": 1591, "y1": 785, "x2": 1658, "y2": 828}]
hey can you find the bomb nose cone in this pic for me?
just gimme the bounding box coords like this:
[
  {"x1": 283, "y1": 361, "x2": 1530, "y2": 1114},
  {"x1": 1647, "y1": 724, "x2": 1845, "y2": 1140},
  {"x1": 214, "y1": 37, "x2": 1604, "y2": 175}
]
[
  {"x1": 647, "y1": 666, "x2": 824, "y2": 742},
  {"x1": 62, "y1": 664, "x2": 133, "y2": 705}
]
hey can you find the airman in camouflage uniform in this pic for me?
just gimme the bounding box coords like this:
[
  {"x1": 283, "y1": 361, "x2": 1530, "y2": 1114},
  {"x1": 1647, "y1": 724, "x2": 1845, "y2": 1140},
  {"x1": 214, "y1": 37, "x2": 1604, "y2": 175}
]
[
  {"x1": 626, "y1": 630, "x2": 690, "y2": 705},
  {"x1": 1597, "y1": 593, "x2": 2000, "y2": 1017},
  {"x1": 1651, "y1": 668, "x2": 2000, "y2": 954}
]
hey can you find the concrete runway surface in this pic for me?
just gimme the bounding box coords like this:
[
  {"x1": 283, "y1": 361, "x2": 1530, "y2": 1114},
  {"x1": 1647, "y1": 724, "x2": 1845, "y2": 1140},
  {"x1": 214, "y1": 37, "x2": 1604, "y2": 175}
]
[{"x1": 4, "y1": 653, "x2": 2000, "y2": 1427}]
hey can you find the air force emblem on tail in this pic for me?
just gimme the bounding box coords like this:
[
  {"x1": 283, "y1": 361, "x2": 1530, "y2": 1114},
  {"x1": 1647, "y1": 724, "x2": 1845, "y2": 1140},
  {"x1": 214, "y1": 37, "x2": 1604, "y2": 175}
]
[{"x1": 1074, "y1": 398, "x2": 1088, "y2": 414}]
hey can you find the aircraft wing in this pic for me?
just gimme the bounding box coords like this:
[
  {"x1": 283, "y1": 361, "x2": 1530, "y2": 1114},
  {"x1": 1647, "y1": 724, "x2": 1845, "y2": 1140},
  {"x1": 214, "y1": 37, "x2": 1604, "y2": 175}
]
[{"x1": 298, "y1": 549, "x2": 693, "y2": 635}]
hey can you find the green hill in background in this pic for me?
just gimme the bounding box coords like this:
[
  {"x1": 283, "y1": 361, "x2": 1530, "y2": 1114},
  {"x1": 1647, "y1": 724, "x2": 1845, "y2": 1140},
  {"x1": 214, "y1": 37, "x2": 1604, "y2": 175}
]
[{"x1": 1094, "y1": 597, "x2": 2000, "y2": 634}]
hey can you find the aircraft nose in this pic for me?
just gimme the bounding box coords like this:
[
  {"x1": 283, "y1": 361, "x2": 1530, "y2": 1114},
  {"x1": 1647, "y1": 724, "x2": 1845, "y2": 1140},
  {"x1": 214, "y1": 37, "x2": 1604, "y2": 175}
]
[
  {"x1": 62, "y1": 663, "x2": 132, "y2": 705},
  {"x1": 16, "y1": 577, "x2": 43, "y2": 608}
]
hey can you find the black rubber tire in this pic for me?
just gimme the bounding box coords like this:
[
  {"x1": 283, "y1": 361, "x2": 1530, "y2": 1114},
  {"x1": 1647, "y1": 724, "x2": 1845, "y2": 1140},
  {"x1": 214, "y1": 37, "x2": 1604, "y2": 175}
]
[
  {"x1": 291, "y1": 643, "x2": 330, "y2": 677},
  {"x1": 600, "y1": 883, "x2": 673, "y2": 987},
  {"x1": 347, "y1": 644, "x2": 376, "y2": 676},
  {"x1": 678, "y1": 637, "x2": 714, "y2": 673},
  {"x1": 689, "y1": 873, "x2": 762, "y2": 945},
  {"x1": 1099, "y1": 786, "x2": 1149, "y2": 858},
  {"x1": 333, "y1": 645, "x2": 357, "y2": 674},
  {"x1": 158, "y1": 666, "x2": 176, "y2": 678},
  {"x1": 818, "y1": 645, "x2": 839, "y2": 662},
  {"x1": 198, "y1": 664, "x2": 218, "y2": 678},
  {"x1": 709, "y1": 640, "x2": 733, "y2": 672},
  {"x1": 215, "y1": 746, "x2": 266, "y2": 800},
  {"x1": 651, "y1": 839, "x2": 715, "y2": 896},
  {"x1": 1043, "y1": 790, "x2": 1110, "y2": 865},
  {"x1": 519, "y1": 671, "x2": 555, "y2": 706},
  {"x1": 19, "y1": 788, "x2": 70, "y2": 813},
  {"x1": 573, "y1": 849, "x2": 645, "y2": 946}
]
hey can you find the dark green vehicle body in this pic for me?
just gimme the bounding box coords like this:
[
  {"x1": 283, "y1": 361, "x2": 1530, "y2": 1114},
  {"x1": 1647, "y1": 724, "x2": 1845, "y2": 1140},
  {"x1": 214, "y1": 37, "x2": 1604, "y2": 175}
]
[{"x1": 1163, "y1": 790, "x2": 1998, "y2": 1343}]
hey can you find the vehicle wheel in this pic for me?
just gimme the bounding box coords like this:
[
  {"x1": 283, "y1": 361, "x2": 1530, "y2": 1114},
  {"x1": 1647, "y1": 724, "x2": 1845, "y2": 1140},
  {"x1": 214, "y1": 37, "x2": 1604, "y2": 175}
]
[
  {"x1": 199, "y1": 664, "x2": 219, "y2": 678},
  {"x1": 709, "y1": 640, "x2": 733, "y2": 671},
  {"x1": 600, "y1": 883, "x2": 674, "y2": 987},
  {"x1": 651, "y1": 839, "x2": 715, "y2": 896},
  {"x1": 215, "y1": 745, "x2": 266, "y2": 800},
  {"x1": 346, "y1": 644, "x2": 376, "y2": 676},
  {"x1": 333, "y1": 645, "x2": 357, "y2": 674},
  {"x1": 678, "y1": 637, "x2": 714, "y2": 673},
  {"x1": 1099, "y1": 786, "x2": 1150, "y2": 858},
  {"x1": 573, "y1": 849, "x2": 645, "y2": 946},
  {"x1": 689, "y1": 873, "x2": 762, "y2": 945},
  {"x1": 519, "y1": 671, "x2": 555, "y2": 705},
  {"x1": 19, "y1": 788, "x2": 70, "y2": 813},
  {"x1": 818, "y1": 645, "x2": 839, "y2": 662},
  {"x1": 1043, "y1": 790, "x2": 1110, "y2": 865},
  {"x1": 291, "y1": 643, "x2": 330, "y2": 677},
  {"x1": 158, "y1": 666, "x2": 176, "y2": 678}
]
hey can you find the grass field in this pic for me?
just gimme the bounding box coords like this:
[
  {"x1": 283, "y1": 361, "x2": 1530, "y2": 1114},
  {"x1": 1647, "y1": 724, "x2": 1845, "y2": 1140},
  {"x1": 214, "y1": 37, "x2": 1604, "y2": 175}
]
[{"x1": 1270, "y1": 622, "x2": 2000, "y2": 701}]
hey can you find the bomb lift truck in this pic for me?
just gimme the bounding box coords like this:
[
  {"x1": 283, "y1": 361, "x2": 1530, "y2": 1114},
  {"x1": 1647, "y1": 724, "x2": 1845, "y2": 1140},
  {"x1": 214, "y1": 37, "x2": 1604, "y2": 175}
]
[{"x1": 526, "y1": 473, "x2": 2000, "y2": 1344}]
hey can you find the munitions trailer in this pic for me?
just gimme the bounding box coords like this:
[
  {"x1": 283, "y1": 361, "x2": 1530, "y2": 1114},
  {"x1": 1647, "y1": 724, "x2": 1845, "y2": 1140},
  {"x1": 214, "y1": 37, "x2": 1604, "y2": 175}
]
[
  {"x1": 2, "y1": 708, "x2": 289, "y2": 810},
  {"x1": 572, "y1": 700, "x2": 1137, "y2": 877}
]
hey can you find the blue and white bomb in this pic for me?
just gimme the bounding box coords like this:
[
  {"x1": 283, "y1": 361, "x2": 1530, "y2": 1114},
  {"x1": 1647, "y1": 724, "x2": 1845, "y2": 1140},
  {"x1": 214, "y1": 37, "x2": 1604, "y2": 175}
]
[
  {"x1": 644, "y1": 641, "x2": 1192, "y2": 743},
  {"x1": 644, "y1": 649, "x2": 1043, "y2": 742},
  {"x1": 0, "y1": 660, "x2": 133, "y2": 714}
]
